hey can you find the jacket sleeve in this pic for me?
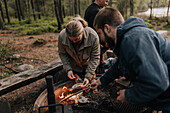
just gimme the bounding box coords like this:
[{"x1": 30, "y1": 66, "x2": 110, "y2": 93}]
[
  {"x1": 100, "y1": 61, "x2": 121, "y2": 86},
  {"x1": 85, "y1": 34, "x2": 100, "y2": 80},
  {"x1": 58, "y1": 34, "x2": 72, "y2": 73},
  {"x1": 122, "y1": 31, "x2": 169, "y2": 104}
]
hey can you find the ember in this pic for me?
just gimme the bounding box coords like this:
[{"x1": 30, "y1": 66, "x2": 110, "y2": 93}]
[{"x1": 58, "y1": 86, "x2": 83, "y2": 104}]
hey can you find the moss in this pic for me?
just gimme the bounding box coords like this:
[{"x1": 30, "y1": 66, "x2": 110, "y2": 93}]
[
  {"x1": 4, "y1": 17, "x2": 71, "y2": 36},
  {"x1": 145, "y1": 22, "x2": 153, "y2": 29},
  {"x1": 33, "y1": 39, "x2": 47, "y2": 46}
]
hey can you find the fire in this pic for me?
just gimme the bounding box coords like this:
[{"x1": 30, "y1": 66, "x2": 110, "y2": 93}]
[
  {"x1": 59, "y1": 92, "x2": 64, "y2": 98},
  {"x1": 58, "y1": 86, "x2": 83, "y2": 104},
  {"x1": 63, "y1": 86, "x2": 67, "y2": 90}
]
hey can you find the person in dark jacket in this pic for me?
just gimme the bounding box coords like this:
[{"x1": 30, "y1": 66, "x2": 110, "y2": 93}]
[
  {"x1": 84, "y1": 0, "x2": 109, "y2": 29},
  {"x1": 84, "y1": 0, "x2": 110, "y2": 73},
  {"x1": 91, "y1": 7, "x2": 170, "y2": 112}
]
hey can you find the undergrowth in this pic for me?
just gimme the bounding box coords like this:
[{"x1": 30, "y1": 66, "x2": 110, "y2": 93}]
[
  {"x1": 0, "y1": 40, "x2": 16, "y2": 79},
  {"x1": 139, "y1": 16, "x2": 170, "y2": 31},
  {"x1": 5, "y1": 16, "x2": 73, "y2": 36},
  {"x1": 0, "y1": 40, "x2": 15, "y2": 65}
]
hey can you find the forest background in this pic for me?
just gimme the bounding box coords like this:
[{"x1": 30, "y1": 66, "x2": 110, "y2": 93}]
[{"x1": 0, "y1": 0, "x2": 170, "y2": 79}]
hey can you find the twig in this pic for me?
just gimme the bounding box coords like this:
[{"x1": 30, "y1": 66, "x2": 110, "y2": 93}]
[
  {"x1": 0, "y1": 64, "x2": 19, "y2": 74},
  {"x1": 59, "y1": 86, "x2": 90, "y2": 103}
]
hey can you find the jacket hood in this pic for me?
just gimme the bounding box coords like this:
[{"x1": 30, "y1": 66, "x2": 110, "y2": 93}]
[{"x1": 114, "y1": 16, "x2": 148, "y2": 54}]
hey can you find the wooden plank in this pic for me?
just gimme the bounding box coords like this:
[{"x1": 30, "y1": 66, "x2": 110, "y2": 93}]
[{"x1": 0, "y1": 60, "x2": 63, "y2": 96}]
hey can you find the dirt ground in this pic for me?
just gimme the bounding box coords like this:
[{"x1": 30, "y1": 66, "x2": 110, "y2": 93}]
[
  {"x1": 0, "y1": 30, "x2": 60, "y2": 73},
  {"x1": 0, "y1": 30, "x2": 60, "y2": 113},
  {"x1": 0, "y1": 30, "x2": 170, "y2": 113}
]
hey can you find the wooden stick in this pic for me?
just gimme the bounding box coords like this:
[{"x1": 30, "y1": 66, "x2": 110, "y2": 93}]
[{"x1": 59, "y1": 86, "x2": 90, "y2": 103}]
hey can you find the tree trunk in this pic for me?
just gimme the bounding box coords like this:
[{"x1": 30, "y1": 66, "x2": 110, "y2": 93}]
[
  {"x1": 78, "y1": 0, "x2": 81, "y2": 15},
  {"x1": 54, "y1": 0, "x2": 61, "y2": 30},
  {"x1": 72, "y1": 0, "x2": 74, "y2": 16},
  {"x1": 74, "y1": 0, "x2": 78, "y2": 15},
  {"x1": 14, "y1": 0, "x2": 18, "y2": 18},
  {"x1": 27, "y1": 0, "x2": 31, "y2": 23},
  {"x1": 0, "y1": 12, "x2": 5, "y2": 29},
  {"x1": 15, "y1": 0, "x2": 21, "y2": 21},
  {"x1": 35, "y1": 0, "x2": 41, "y2": 19},
  {"x1": 18, "y1": 0, "x2": 25, "y2": 20},
  {"x1": 58, "y1": 0, "x2": 63, "y2": 23},
  {"x1": 42, "y1": 0, "x2": 45, "y2": 16},
  {"x1": 130, "y1": 0, "x2": 134, "y2": 16},
  {"x1": 0, "y1": 1, "x2": 5, "y2": 22},
  {"x1": 167, "y1": 0, "x2": 170, "y2": 25},
  {"x1": 31, "y1": 0, "x2": 37, "y2": 21},
  {"x1": 62, "y1": 6, "x2": 65, "y2": 18},
  {"x1": 3, "y1": 0, "x2": 10, "y2": 23},
  {"x1": 69, "y1": 0, "x2": 71, "y2": 16},
  {"x1": 150, "y1": 0, "x2": 153, "y2": 19},
  {"x1": 24, "y1": 0, "x2": 28, "y2": 17}
]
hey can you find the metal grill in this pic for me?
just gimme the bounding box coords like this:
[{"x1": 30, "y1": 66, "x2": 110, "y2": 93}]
[{"x1": 33, "y1": 76, "x2": 153, "y2": 113}]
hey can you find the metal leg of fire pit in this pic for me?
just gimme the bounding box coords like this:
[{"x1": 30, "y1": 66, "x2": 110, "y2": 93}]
[
  {"x1": 46, "y1": 75, "x2": 56, "y2": 113},
  {"x1": 38, "y1": 104, "x2": 64, "y2": 113}
]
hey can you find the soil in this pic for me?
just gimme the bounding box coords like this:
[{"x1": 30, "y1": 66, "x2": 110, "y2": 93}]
[
  {"x1": 0, "y1": 30, "x2": 60, "y2": 113},
  {"x1": 0, "y1": 30, "x2": 170, "y2": 113},
  {"x1": 0, "y1": 30, "x2": 60, "y2": 71}
]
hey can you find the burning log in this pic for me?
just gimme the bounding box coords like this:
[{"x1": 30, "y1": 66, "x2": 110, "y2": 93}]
[{"x1": 59, "y1": 86, "x2": 91, "y2": 104}]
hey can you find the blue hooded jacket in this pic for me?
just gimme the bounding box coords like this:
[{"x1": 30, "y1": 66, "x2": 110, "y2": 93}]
[{"x1": 100, "y1": 17, "x2": 170, "y2": 110}]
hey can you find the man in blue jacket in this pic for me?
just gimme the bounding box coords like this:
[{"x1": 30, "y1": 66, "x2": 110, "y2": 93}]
[{"x1": 91, "y1": 7, "x2": 170, "y2": 112}]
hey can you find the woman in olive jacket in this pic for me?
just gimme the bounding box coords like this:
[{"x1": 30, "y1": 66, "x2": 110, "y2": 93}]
[{"x1": 58, "y1": 17, "x2": 100, "y2": 85}]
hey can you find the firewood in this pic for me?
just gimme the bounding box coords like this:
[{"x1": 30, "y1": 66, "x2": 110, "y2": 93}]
[{"x1": 59, "y1": 86, "x2": 90, "y2": 103}]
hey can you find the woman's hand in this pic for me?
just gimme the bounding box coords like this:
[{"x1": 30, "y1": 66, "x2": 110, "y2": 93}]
[
  {"x1": 81, "y1": 78, "x2": 89, "y2": 87},
  {"x1": 67, "y1": 70, "x2": 76, "y2": 79}
]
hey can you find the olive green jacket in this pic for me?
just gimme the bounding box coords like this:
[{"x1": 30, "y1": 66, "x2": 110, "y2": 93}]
[{"x1": 58, "y1": 27, "x2": 100, "y2": 80}]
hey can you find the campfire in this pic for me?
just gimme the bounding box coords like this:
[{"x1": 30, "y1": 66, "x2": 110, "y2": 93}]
[
  {"x1": 54, "y1": 74, "x2": 93, "y2": 105},
  {"x1": 33, "y1": 74, "x2": 153, "y2": 113},
  {"x1": 58, "y1": 85, "x2": 83, "y2": 104}
]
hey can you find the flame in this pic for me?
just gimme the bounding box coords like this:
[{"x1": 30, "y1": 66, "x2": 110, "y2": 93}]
[
  {"x1": 59, "y1": 86, "x2": 67, "y2": 99},
  {"x1": 59, "y1": 92, "x2": 64, "y2": 98},
  {"x1": 63, "y1": 86, "x2": 67, "y2": 90},
  {"x1": 58, "y1": 86, "x2": 83, "y2": 104}
]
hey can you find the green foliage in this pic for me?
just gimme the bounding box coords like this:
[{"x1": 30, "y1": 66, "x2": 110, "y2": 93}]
[
  {"x1": 145, "y1": 21, "x2": 153, "y2": 29},
  {"x1": 0, "y1": 40, "x2": 15, "y2": 65},
  {"x1": 5, "y1": 17, "x2": 60, "y2": 36},
  {"x1": 62, "y1": 16, "x2": 73, "y2": 29},
  {"x1": 4, "y1": 16, "x2": 74, "y2": 36},
  {"x1": 165, "y1": 24, "x2": 170, "y2": 30},
  {"x1": 143, "y1": 17, "x2": 169, "y2": 30},
  {"x1": 1, "y1": 72, "x2": 13, "y2": 79},
  {"x1": 33, "y1": 39, "x2": 47, "y2": 46}
]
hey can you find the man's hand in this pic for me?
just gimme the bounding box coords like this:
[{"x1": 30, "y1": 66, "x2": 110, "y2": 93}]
[
  {"x1": 116, "y1": 89, "x2": 127, "y2": 103},
  {"x1": 81, "y1": 78, "x2": 89, "y2": 87},
  {"x1": 90, "y1": 78, "x2": 101, "y2": 90},
  {"x1": 67, "y1": 70, "x2": 76, "y2": 79}
]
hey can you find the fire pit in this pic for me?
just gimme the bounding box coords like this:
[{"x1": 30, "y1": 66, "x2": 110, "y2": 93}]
[{"x1": 33, "y1": 73, "x2": 153, "y2": 113}]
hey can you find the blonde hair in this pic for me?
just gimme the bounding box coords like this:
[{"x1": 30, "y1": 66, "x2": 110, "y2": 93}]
[{"x1": 66, "y1": 17, "x2": 88, "y2": 37}]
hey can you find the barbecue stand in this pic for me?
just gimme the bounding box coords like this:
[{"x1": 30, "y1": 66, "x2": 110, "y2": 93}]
[{"x1": 33, "y1": 73, "x2": 153, "y2": 113}]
